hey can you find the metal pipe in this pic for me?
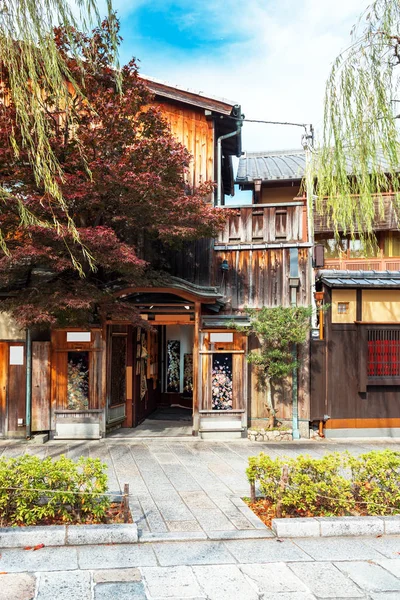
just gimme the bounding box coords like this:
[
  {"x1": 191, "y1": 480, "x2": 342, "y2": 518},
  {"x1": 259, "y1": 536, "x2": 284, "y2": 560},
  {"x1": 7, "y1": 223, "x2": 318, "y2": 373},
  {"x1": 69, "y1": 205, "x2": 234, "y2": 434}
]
[
  {"x1": 25, "y1": 328, "x2": 32, "y2": 439},
  {"x1": 216, "y1": 120, "x2": 243, "y2": 206}
]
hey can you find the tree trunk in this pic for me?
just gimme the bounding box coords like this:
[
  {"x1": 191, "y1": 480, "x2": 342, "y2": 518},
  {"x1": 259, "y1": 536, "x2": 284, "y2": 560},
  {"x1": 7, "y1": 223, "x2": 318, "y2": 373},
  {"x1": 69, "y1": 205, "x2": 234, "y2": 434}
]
[{"x1": 265, "y1": 378, "x2": 276, "y2": 429}]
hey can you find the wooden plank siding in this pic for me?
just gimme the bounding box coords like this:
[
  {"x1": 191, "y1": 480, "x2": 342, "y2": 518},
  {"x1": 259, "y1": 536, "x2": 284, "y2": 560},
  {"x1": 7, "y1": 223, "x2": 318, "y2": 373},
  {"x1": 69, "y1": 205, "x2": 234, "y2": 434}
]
[
  {"x1": 156, "y1": 102, "x2": 214, "y2": 189},
  {"x1": 7, "y1": 342, "x2": 26, "y2": 436},
  {"x1": 32, "y1": 342, "x2": 51, "y2": 432},
  {"x1": 213, "y1": 247, "x2": 309, "y2": 311},
  {"x1": 0, "y1": 342, "x2": 7, "y2": 436}
]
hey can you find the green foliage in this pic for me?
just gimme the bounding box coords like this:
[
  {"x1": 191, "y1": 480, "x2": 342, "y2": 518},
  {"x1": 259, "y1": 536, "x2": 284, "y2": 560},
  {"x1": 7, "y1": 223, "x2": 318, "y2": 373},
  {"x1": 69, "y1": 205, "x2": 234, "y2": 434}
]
[
  {"x1": 350, "y1": 449, "x2": 400, "y2": 515},
  {"x1": 236, "y1": 306, "x2": 312, "y2": 382},
  {"x1": 313, "y1": 0, "x2": 400, "y2": 244},
  {"x1": 0, "y1": 454, "x2": 110, "y2": 526},
  {"x1": 248, "y1": 449, "x2": 400, "y2": 517}
]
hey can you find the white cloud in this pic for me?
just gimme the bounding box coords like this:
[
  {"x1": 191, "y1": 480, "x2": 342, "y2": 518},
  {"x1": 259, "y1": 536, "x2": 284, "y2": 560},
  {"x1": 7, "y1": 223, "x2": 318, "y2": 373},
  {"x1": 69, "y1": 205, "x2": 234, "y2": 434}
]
[{"x1": 126, "y1": 0, "x2": 369, "y2": 152}]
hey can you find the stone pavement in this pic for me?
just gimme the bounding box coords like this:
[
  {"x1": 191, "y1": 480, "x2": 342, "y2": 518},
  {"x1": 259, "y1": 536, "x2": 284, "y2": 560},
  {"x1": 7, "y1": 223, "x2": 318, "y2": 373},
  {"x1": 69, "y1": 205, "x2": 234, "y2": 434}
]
[
  {"x1": 3, "y1": 536, "x2": 400, "y2": 599},
  {"x1": 1, "y1": 438, "x2": 400, "y2": 538}
]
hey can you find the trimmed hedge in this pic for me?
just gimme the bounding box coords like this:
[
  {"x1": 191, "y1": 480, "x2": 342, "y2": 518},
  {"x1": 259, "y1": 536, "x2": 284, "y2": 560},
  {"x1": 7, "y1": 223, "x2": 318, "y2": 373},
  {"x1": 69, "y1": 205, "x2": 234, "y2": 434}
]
[
  {"x1": 247, "y1": 450, "x2": 400, "y2": 517},
  {"x1": 0, "y1": 455, "x2": 110, "y2": 526}
]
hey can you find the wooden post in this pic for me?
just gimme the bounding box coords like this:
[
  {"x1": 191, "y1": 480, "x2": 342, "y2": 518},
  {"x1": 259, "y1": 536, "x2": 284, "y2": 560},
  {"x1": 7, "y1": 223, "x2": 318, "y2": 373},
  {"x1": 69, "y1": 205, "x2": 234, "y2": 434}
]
[
  {"x1": 276, "y1": 464, "x2": 289, "y2": 519},
  {"x1": 123, "y1": 483, "x2": 129, "y2": 523},
  {"x1": 250, "y1": 481, "x2": 256, "y2": 503},
  {"x1": 192, "y1": 301, "x2": 201, "y2": 434}
]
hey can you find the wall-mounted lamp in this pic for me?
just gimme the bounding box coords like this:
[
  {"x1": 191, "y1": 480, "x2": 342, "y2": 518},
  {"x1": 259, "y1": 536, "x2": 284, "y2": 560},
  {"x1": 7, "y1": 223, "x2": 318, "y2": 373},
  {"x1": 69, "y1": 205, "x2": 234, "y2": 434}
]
[
  {"x1": 253, "y1": 178, "x2": 262, "y2": 202},
  {"x1": 221, "y1": 259, "x2": 229, "y2": 272},
  {"x1": 184, "y1": 305, "x2": 190, "y2": 310}
]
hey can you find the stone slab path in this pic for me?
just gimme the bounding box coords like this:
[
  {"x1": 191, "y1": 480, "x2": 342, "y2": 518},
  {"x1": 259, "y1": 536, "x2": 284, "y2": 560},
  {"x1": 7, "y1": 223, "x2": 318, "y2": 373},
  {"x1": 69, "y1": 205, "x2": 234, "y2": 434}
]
[
  {"x1": 3, "y1": 536, "x2": 400, "y2": 599},
  {"x1": 1, "y1": 438, "x2": 400, "y2": 538}
]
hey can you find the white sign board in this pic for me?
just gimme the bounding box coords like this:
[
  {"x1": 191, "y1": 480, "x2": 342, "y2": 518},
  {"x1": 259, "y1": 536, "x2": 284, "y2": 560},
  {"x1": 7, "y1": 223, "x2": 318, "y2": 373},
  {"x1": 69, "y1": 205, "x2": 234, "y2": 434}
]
[
  {"x1": 210, "y1": 333, "x2": 233, "y2": 343},
  {"x1": 9, "y1": 345, "x2": 24, "y2": 365},
  {"x1": 67, "y1": 332, "x2": 91, "y2": 342}
]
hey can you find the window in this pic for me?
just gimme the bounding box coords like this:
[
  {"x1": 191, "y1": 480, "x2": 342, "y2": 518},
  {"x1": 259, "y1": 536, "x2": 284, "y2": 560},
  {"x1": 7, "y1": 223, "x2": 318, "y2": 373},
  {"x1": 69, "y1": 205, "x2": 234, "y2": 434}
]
[
  {"x1": 337, "y1": 302, "x2": 349, "y2": 314},
  {"x1": 212, "y1": 354, "x2": 233, "y2": 410},
  {"x1": 67, "y1": 331, "x2": 91, "y2": 342},
  {"x1": 67, "y1": 351, "x2": 89, "y2": 410},
  {"x1": 368, "y1": 329, "x2": 400, "y2": 377}
]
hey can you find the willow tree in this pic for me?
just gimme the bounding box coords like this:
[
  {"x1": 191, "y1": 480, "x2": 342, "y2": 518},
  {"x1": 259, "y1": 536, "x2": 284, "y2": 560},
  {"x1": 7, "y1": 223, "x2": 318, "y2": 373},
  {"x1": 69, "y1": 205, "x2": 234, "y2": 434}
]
[
  {"x1": 313, "y1": 0, "x2": 400, "y2": 243},
  {"x1": 0, "y1": 0, "x2": 118, "y2": 267}
]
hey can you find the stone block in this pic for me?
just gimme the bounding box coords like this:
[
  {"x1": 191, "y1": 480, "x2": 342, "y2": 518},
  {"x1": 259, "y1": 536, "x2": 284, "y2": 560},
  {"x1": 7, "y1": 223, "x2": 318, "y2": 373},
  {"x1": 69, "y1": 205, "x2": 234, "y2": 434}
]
[
  {"x1": 93, "y1": 569, "x2": 141, "y2": 584},
  {"x1": 289, "y1": 562, "x2": 365, "y2": 598},
  {"x1": 94, "y1": 582, "x2": 147, "y2": 600},
  {"x1": 142, "y1": 566, "x2": 204, "y2": 598},
  {"x1": 317, "y1": 516, "x2": 384, "y2": 537},
  {"x1": 0, "y1": 573, "x2": 36, "y2": 600},
  {"x1": 152, "y1": 540, "x2": 235, "y2": 566},
  {"x1": 37, "y1": 571, "x2": 91, "y2": 600},
  {"x1": 0, "y1": 525, "x2": 66, "y2": 548},
  {"x1": 77, "y1": 544, "x2": 157, "y2": 569},
  {"x1": 30, "y1": 433, "x2": 49, "y2": 444},
  {"x1": 381, "y1": 516, "x2": 400, "y2": 535},
  {"x1": 66, "y1": 523, "x2": 138, "y2": 545},
  {"x1": 272, "y1": 517, "x2": 320, "y2": 538},
  {"x1": 335, "y1": 561, "x2": 400, "y2": 593}
]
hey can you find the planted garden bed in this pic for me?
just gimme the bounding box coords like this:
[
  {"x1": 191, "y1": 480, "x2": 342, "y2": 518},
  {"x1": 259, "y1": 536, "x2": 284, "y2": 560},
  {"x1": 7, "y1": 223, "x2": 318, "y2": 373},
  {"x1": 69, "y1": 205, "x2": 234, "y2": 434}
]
[
  {"x1": 246, "y1": 449, "x2": 400, "y2": 528},
  {"x1": 0, "y1": 454, "x2": 130, "y2": 527}
]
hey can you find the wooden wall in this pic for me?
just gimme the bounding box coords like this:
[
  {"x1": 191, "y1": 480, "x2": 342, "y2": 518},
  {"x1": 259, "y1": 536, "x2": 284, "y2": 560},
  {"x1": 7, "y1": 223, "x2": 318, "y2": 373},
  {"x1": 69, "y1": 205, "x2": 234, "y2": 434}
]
[
  {"x1": 213, "y1": 247, "x2": 309, "y2": 311},
  {"x1": 156, "y1": 101, "x2": 214, "y2": 188}
]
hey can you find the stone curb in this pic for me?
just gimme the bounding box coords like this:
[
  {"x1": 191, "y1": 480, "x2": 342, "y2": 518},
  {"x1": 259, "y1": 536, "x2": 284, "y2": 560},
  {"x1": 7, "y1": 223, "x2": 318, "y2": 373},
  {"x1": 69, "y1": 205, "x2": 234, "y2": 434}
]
[
  {"x1": 0, "y1": 523, "x2": 138, "y2": 548},
  {"x1": 272, "y1": 515, "x2": 400, "y2": 538}
]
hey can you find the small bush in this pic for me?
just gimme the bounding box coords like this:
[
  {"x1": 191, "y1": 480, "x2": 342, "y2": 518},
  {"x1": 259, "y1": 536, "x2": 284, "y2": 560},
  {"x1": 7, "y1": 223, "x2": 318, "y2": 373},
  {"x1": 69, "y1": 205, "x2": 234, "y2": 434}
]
[
  {"x1": 247, "y1": 450, "x2": 400, "y2": 518},
  {"x1": 0, "y1": 454, "x2": 110, "y2": 526}
]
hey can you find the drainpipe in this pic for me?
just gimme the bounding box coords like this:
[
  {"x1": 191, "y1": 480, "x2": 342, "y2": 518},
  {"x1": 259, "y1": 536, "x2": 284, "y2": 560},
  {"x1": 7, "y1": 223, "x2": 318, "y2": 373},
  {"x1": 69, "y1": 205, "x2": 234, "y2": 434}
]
[
  {"x1": 25, "y1": 328, "x2": 32, "y2": 439},
  {"x1": 216, "y1": 119, "x2": 243, "y2": 206}
]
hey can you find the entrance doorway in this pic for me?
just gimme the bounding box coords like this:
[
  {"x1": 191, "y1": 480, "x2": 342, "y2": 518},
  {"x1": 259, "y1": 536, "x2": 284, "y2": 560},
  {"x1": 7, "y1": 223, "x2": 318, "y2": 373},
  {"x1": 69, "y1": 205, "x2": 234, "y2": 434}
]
[{"x1": 106, "y1": 321, "x2": 196, "y2": 435}]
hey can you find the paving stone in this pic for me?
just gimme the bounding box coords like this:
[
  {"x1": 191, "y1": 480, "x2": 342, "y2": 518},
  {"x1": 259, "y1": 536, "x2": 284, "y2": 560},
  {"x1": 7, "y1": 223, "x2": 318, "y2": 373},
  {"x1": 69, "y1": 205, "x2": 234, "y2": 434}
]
[
  {"x1": 142, "y1": 566, "x2": 205, "y2": 598},
  {"x1": 0, "y1": 546, "x2": 79, "y2": 572},
  {"x1": 78, "y1": 544, "x2": 157, "y2": 569},
  {"x1": 376, "y1": 559, "x2": 400, "y2": 578},
  {"x1": 93, "y1": 568, "x2": 142, "y2": 583},
  {"x1": 207, "y1": 529, "x2": 274, "y2": 540},
  {"x1": 140, "y1": 531, "x2": 207, "y2": 542},
  {"x1": 335, "y1": 561, "x2": 400, "y2": 592},
  {"x1": 370, "y1": 593, "x2": 400, "y2": 599},
  {"x1": 190, "y1": 509, "x2": 237, "y2": 532},
  {"x1": 154, "y1": 500, "x2": 194, "y2": 521},
  {"x1": 94, "y1": 582, "x2": 147, "y2": 599},
  {"x1": 36, "y1": 571, "x2": 91, "y2": 600},
  {"x1": 0, "y1": 573, "x2": 36, "y2": 600},
  {"x1": 363, "y1": 536, "x2": 400, "y2": 558},
  {"x1": 293, "y1": 537, "x2": 385, "y2": 561},
  {"x1": 240, "y1": 562, "x2": 310, "y2": 593},
  {"x1": 256, "y1": 594, "x2": 317, "y2": 600},
  {"x1": 193, "y1": 564, "x2": 259, "y2": 600},
  {"x1": 152, "y1": 540, "x2": 236, "y2": 566},
  {"x1": 289, "y1": 561, "x2": 365, "y2": 597},
  {"x1": 224, "y1": 539, "x2": 313, "y2": 563},
  {"x1": 166, "y1": 520, "x2": 203, "y2": 532}
]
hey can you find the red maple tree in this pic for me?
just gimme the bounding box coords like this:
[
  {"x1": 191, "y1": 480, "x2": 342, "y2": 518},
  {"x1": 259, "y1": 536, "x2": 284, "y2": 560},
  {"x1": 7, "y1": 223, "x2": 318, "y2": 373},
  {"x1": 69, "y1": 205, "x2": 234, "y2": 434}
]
[{"x1": 0, "y1": 18, "x2": 225, "y2": 327}]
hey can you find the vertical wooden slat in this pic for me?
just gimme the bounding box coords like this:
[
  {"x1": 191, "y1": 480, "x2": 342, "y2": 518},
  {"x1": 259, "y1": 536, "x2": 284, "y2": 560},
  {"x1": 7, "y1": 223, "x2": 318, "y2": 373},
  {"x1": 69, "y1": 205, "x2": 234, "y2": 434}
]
[
  {"x1": 31, "y1": 342, "x2": 51, "y2": 431},
  {"x1": 8, "y1": 342, "x2": 26, "y2": 435},
  {"x1": 125, "y1": 325, "x2": 133, "y2": 427},
  {"x1": 0, "y1": 342, "x2": 8, "y2": 436},
  {"x1": 192, "y1": 302, "x2": 201, "y2": 433}
]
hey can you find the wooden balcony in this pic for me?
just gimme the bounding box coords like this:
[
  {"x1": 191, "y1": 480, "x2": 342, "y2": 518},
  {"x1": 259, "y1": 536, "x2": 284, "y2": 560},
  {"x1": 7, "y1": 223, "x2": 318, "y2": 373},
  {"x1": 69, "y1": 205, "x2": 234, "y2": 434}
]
[
  {"x1": 324, "y1": 256, "x2": 400, "y2": 271},
  {"x1": 216, "y1": 202, "x2": 307, "y2": 248},
  {"x1": 315, "y1": 193, "x2": 400, "y2": 233}
]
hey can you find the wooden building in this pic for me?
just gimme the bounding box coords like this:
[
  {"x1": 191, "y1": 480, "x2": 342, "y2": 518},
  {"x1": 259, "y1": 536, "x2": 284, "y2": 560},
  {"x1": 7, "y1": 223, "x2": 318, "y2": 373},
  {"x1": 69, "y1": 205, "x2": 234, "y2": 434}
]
[{"x1": 237, "y1": 148, "x2": 400, "y2": 438}]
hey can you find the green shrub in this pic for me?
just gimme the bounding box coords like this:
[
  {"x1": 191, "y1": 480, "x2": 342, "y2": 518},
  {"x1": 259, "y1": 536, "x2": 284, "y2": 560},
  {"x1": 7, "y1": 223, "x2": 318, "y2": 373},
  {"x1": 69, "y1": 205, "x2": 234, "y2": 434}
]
[
  {"x1": 247, "y1": 450, "x2": 400, "y2": 518},
  {"x1": 349, "y1": 450, "x2": 400, "y2": 515},
  {"x1": 0, "y1": 454, "x2": 110, "y2": 526}
]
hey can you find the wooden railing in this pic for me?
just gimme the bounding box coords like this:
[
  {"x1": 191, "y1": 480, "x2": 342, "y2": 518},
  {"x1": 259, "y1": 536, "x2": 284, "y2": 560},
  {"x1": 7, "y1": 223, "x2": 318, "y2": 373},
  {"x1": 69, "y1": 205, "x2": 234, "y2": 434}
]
[
  {"x1": 217, "y1": 202, "x2": 306, "y2": 246},
  {"x1": 314, "y1": 193, "x2": 400, "y2": 233},
  {"x1": 324, "y1": 256, "x2": 400, "y2": 271}
]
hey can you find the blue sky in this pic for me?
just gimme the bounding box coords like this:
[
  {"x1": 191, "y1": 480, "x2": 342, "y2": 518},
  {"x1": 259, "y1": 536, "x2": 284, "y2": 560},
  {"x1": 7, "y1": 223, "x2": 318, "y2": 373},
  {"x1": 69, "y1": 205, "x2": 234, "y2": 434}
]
[{"x1": 96, "y1": 0, "x2": 369, "y2": 151}]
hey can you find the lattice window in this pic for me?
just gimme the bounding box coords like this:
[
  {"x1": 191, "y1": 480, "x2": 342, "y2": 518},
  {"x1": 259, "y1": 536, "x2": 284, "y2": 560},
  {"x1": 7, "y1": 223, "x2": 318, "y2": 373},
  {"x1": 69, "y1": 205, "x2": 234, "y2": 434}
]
[{"x1": 367, "y1": 329, "x2": 400, "y2": 377}]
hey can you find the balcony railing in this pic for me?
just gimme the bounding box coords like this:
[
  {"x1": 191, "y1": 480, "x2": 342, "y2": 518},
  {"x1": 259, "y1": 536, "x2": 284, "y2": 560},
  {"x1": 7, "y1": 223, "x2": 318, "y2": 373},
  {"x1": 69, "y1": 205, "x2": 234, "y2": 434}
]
[
  {"x1": 314, "y1": 193, "x2": 400, "y2": 233},
  {"x1": 216, "y1": 202, "x2": 306, "y2": 246},
  {"x1": 324, "y1": 256, "x2": 400, "y2": 271}
]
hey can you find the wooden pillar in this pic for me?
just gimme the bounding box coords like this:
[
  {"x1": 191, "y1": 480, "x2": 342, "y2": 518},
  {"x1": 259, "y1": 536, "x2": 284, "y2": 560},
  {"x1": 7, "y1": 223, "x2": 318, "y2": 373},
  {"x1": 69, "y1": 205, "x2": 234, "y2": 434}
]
[
  {"x1": 192, "y1": 302, "x2": 201, "y2": 434},
  {"x1": 124, "y1": 325, "x2": 133, "y2": 428}
]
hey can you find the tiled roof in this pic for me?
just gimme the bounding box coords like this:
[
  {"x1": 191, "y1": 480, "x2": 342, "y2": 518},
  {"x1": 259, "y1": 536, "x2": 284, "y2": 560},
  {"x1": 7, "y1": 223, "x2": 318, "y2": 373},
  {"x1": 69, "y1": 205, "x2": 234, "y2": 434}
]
[
  {"x1": 237, "y1": 149, "x2": 394, "y2": 183},
  {"x1": 237, "y1": 149, "x2": 306, "y2": 182},
  {"x1": 317, "y1": 270, "x2": 400, "y2": 288}
]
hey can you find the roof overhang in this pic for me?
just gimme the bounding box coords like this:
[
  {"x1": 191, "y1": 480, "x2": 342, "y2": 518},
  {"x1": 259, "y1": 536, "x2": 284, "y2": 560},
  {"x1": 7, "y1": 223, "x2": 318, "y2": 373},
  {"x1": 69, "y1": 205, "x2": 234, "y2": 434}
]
[
  {"x1": 113, "y1": 277, "x2": 224, "y2": 306},
  {"x1": 317, "y1": 270, "x2": 400, "y2": 288}
]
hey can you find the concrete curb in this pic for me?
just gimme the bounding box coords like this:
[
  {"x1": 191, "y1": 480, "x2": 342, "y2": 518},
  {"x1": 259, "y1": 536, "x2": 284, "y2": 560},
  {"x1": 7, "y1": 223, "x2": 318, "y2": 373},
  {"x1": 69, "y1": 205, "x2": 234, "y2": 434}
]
[
  {"x1": 272, "y1": 515, "x2": 400, "y2": 538},
  {"x1": 0, "y1": 523, "x2": 138, "y2": 548}
]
